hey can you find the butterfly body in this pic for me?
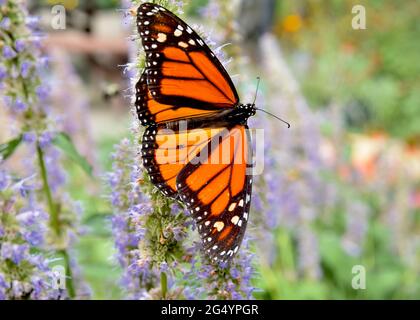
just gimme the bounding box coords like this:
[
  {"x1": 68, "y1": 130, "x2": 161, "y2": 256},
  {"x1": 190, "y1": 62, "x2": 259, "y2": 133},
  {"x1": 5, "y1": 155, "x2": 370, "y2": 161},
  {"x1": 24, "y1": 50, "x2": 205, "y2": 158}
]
[
  {"x1": 136, "y1": 3, "x2": 255, "y2": 262},
  {"x1": 152, "y1": 103, "x2": 256, "y2": 130}
]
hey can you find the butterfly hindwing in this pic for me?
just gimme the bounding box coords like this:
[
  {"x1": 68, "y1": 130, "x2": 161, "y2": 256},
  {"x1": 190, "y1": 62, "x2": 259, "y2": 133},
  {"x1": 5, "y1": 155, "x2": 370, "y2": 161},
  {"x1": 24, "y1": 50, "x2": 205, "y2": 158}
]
[
  {"x1": 142, "y1": 122, "x2": 228, "y2": 198},
  {"x1": 136, "y1": 2, "x2": 239, "y2": 125},
  {"x1": 176, "y1": 125, "x2": 253, "y2": 261},
  {"x1": 135, "y1": 70, "x2": 155, "y2": 126}
]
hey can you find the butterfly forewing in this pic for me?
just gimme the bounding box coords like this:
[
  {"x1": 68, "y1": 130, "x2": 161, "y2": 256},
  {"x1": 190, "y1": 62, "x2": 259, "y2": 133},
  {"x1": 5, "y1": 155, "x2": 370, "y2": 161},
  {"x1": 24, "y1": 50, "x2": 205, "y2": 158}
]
[
  {"x1": 135, "y1": 70, "x2": 217, "y2": 126},
  {"x1": 136, "y1": 2, "x2": 239, "y2": 124}
]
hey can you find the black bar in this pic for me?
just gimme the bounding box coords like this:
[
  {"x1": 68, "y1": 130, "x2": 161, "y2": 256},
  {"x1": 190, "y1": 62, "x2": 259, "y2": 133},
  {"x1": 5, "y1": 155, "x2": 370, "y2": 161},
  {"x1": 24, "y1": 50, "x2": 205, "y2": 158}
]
[{"x1": 0, "y1": 300, "x2": 416, "y2": 319}]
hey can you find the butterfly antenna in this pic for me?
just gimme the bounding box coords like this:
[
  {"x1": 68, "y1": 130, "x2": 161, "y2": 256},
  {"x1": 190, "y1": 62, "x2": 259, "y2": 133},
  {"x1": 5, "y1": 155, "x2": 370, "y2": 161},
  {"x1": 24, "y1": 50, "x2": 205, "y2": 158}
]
[
  {"x1": 252, "y1": 77, "x2": 261, "y2": 105},
  {"x1": 256, "y1": 108, "x2": 291, "y2": 128},
  {"x1": 251, "y1": 77, "x2": 290, "y2": 128}
]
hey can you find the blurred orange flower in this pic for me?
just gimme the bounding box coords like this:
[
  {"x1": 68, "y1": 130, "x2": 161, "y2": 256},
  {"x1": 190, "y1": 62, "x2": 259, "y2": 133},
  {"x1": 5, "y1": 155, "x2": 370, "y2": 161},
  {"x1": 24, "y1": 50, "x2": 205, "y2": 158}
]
[
  {"x1": 283, "y1": 14, "x2": 302, "y2": 33},
  {"x1": 351, "y1": 132, "x2": 387, "y2": 180}
]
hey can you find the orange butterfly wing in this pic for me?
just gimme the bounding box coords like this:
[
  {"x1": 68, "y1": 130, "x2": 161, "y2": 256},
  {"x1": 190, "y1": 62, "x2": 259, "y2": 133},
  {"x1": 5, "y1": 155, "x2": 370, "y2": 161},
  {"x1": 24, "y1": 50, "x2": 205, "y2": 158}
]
[
  {"x1": 176, "y1": 125, "x2": 253, "y2": 262},
  {"x1": 135, "y1": 2, "x2": 239, "y2": 125},
  {"x1": 135, "y1": 72, "x2": 222, "y2": 126},
  {"x1": 142, "y1": 123, "x2": 228, "y2": 197}
]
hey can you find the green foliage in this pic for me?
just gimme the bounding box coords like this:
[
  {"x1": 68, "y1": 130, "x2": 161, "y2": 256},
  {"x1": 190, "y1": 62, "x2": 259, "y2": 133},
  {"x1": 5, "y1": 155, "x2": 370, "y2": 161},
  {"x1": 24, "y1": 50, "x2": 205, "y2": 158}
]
[
  {"x1": 279, "y1": 0, "x2": 420, "y2": 140},
  {"x1": 0, "y1": 135, "x2": 22, "y2": 160},
  {"x1": 253, "y1": 217, "x2": 419, "y2": 299},
  {"x1": 53, "y1": 132, "x2": 93, "y2": 176}
]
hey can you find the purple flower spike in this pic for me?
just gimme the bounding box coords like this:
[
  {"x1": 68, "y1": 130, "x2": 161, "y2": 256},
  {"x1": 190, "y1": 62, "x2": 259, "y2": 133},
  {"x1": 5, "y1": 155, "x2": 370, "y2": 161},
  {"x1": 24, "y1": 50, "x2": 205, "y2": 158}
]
[{"x1": 1, "y1": 0, "x2": 90, "y2": 300}]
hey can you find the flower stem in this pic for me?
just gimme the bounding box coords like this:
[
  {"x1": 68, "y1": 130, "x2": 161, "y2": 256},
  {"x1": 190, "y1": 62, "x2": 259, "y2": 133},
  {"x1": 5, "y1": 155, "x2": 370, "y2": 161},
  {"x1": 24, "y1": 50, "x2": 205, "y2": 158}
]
[
  {"x1": 161, "y1": 271, "x2": 168, "y2": 299},
  {"x1": 59, "y1": 249, "x2": 76, "y2": 298},
  {"x1": 36, "y1": 143, "x2": 76, "y2": 299},
  {"x1": 36, "y1": 144, "x2": 59, "y2": 235}
]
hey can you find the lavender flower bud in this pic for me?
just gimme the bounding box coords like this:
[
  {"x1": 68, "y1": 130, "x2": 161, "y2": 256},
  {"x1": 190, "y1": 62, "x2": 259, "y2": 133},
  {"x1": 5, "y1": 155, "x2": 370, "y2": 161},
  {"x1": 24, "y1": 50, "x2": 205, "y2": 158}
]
[
  {"x1": 20, "y1": 61, "x2": 31, "y2": 78},
  {"x1": 0, "y1": 65, "x2": 6, "y2": 81},
  {"x1": 35, "y1": 85, "x2": 49, "y2": 101},
  {"x1": 3, "y1": 46, "x2": 16, "y2": 59},
  {"x1": 15, "y1": 39, "x2": 25, "y2": 52},
  {"x1": 14, "y1": 98, "x2": 28, "y2": 113},
  {"x1": 0, "y1": 17, "x2": 11, "y2": 30},
  {"x1": 22, "y1": 131, "x2": 37, "y2": 144}
]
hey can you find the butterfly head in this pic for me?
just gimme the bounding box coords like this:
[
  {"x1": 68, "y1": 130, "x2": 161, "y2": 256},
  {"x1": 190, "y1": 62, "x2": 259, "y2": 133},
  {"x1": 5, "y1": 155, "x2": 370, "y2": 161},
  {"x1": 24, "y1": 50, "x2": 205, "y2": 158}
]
[{"x1": 239, "y1": 103, "x2": 256, "y2": 119}]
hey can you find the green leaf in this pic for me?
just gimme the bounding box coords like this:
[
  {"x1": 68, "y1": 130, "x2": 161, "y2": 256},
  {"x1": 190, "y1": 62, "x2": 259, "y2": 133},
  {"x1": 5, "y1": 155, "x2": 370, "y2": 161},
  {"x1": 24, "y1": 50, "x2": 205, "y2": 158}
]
[
  {"x1": 53, "y1": 132, "x2": 93, "y2": 176},
  {"x1": 0, "y1": 135, "x2": 23, "y2": 160}
]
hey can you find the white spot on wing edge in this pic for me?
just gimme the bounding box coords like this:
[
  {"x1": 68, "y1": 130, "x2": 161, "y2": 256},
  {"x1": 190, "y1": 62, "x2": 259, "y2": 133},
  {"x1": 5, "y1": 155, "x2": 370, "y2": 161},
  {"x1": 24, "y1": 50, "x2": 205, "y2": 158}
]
[
  {"x1": 156, "y1": 33, "x2": 167, "y2": 42},
  {"x1": 213, "y1": 221, "x2": 224, "y2": 232},
  {"x1": 178, "y1": 41, "x2": 188, "y2": 48},
  {"x1": 231, "y1": 215, "x2": 239, "y2": 225}
]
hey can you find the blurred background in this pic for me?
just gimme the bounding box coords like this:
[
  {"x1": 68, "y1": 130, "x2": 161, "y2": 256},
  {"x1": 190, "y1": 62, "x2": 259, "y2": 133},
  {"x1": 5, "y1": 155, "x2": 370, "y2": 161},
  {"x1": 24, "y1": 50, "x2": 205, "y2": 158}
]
[{"x1": 1, "y1": 0, "x2": 419, "y2": 299}]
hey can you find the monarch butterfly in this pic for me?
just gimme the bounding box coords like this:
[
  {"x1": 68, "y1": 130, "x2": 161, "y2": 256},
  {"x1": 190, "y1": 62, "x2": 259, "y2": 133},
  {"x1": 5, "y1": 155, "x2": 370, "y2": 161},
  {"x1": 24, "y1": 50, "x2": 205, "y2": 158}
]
[{"x1": 135, "y1": 2, "x2": 258, "y2": 263}]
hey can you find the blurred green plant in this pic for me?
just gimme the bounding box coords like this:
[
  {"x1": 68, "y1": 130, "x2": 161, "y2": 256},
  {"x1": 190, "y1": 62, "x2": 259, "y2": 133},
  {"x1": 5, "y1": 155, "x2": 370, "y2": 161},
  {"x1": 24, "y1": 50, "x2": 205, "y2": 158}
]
[{"x1": 276, "y1": 0, "x2": 420, "y2": 141}]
